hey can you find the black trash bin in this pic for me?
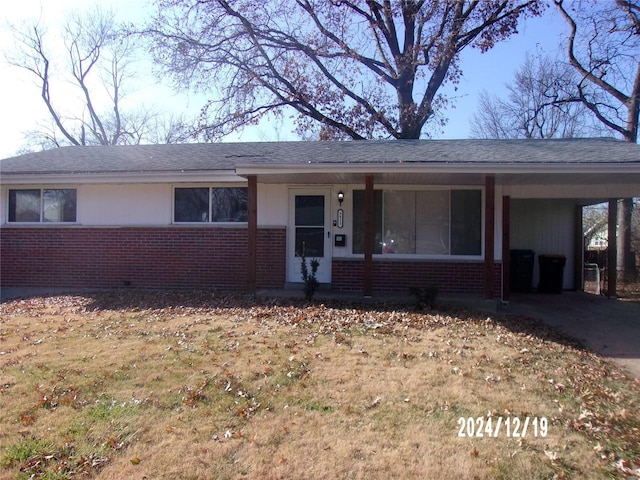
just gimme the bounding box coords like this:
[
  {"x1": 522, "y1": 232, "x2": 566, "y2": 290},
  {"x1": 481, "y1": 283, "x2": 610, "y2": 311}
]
[
  {"x1": 510, "y1": 249, "x2": 535, "y2": 293},
  {"x1": 538, "y1": 255, "x2": 566, "y2": 294}
]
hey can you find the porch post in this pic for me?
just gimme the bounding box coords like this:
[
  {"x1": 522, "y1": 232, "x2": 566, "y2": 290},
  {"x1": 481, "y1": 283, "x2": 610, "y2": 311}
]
[
  {"x1": 502, "y1": 195, "x2": 511, "y2": 303},
  {"x1": 607, "y1": 199, "x2": 618, "y2": 298},
  {"x1": 364, "y1": 175, "x2": 374, "y2": 297},
  {"x1": 574, "y1": 205, "x2": 584, "y2": 291},
  {"x1": 484, "y1": 175, "x2": 496, "y2": 299},
  {"x1": 247, "y1": 175, "x2": 258, "y2": 291}
]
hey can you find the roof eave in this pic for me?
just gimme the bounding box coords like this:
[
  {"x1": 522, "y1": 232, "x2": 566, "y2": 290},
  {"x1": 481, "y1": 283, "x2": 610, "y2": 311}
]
[
  {"x1": 235, "y1": 162, "x2": 640, "y2": 176},
  {"x1": 0, "y1": 170, "x2": 244, "y2": 185}
]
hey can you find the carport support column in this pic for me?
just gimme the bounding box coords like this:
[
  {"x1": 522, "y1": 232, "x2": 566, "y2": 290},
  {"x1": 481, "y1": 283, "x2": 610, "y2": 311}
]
[
  {"x1": 608, "y1": 199, "x2": 618, "y2": 298},
  {"x1": 574, "y1": 205, "x2": 584, "y2": 291},
  {"x1": 247, "y1": 175, "x2": 257, "y2": 291},
  {"x1": 364, "y1": 175, "x2": 374, "y2": 297},
  {"x1": 502, "y1": 195, "x2": 511, "y2": 303},
  {"x1": 484, "y1": 175, "x2": 496, "y2": 299}
]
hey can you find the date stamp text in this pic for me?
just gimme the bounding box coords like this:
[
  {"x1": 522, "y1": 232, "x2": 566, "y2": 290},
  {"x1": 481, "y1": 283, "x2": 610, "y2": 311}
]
[{"x1": 457, "y1": 416, "x2": 548, "y2": 438}]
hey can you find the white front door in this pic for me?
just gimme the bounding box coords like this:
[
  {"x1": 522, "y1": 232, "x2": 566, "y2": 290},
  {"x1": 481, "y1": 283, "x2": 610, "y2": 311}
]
[{"x1": 288, "y1": 188, "x2": 332, "y2": 284}]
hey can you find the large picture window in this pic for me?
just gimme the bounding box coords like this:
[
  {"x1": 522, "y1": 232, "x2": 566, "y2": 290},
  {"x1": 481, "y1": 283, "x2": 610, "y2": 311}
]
[
  {"x1": 174, "y1": 187, "x2": 248, "y2": 223},
  {"x1": 8, "y1": 188, "x2": 77, "y2": 223},
  {"x1": 353, "y1": 189, "x2": 481, "y2": 256}
]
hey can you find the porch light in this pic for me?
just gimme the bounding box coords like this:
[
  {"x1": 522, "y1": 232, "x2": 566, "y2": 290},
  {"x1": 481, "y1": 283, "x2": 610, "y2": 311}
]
[{"x1": 337, "y1": 191, "x2": 344, "y2": 205}]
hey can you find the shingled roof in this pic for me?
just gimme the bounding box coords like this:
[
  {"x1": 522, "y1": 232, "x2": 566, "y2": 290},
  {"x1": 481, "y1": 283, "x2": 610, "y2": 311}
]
[{"x1": 1, "y1": 138, "x2": 638, "y2": 176}]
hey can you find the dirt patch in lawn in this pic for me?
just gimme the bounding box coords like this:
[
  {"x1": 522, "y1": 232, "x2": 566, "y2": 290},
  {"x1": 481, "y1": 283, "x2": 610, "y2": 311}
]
[{"x1": 1, "y1": 290, "x2": 639, "y2": 479}]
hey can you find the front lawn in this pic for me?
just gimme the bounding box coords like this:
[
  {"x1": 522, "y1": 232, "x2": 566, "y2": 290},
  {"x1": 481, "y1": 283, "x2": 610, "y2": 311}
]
[{"x1": 1, "y1": 291, "x2": 638, "y2": 479}]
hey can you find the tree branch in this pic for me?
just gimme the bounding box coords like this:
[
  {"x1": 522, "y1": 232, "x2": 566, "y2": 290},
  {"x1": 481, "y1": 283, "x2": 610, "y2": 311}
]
[
  {"x1": 149, "y1": 0, "x2": 545, "y2": 140},
  {"x1": 555, "y1": 0, "x2": 630, "y2": 105},
  {"x1": 555, "y1": 0, "x2": 639, "y2": 142}
]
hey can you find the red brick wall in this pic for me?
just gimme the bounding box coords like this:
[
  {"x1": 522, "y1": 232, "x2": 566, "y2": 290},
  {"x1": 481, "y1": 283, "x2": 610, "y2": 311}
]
[
  {"x1": 256, "y1": 227, "x2": 286, "y2": 288},
  {"x1": 0, "y1": 227, "x2": 286, "y2": 290},
  {"x1": 332, "y1": 258, "x2": 502, "y2": 296},
  {"x1": 2, "y1": 226, "x2": 503, "y2": 295}
]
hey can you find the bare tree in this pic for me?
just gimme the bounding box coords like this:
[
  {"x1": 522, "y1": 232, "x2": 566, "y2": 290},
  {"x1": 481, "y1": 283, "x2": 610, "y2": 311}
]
[
  {"x1": 145, "y1": 0, "x2": 545, "y2": 141},
  {"x1": 555, "y1": 0, "x2": 640, "y2": 275},
  {"x1": 470, "y1": 53, "x2": 603, "y2": 139},
  {"x1": 6, "y1": 7, "x2": 191, "y2": 149}
]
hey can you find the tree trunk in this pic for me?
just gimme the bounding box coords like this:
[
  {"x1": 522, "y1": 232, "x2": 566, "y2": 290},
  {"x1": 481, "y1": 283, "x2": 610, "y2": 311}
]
[{"x1": 617, "y1": 198, "x2": 637, "y2": 280}]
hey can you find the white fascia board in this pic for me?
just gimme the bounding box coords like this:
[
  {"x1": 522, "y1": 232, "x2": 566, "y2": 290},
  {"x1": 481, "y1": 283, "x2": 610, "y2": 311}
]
[
  {"x1": 235, "y1": 162, "x2": 640, "y2": 176},
  {"x1": 0, "y1": 170, "x2": 245, "y2": 185}
]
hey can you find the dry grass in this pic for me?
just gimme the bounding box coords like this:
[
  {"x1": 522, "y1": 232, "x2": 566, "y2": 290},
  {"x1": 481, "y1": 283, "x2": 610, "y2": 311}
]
[{"x1": 1, "y1": 290, "x2": 639, "y2": 479}]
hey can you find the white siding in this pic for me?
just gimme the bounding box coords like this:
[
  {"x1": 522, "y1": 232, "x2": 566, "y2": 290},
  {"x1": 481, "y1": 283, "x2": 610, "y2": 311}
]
[
  {"x1": 79, "y1": 184, "x2": 171, "y2": 225},
  {"x1": 331, "y1": 184, "x2": 350, "y2": 258},
  {"x1": 3, "y1": 182, "x2": 286, "y2": 227},
  {"x1": 257, "y1": 184, "x2": 288, "y2": 226},
  {"x1": 511, "y1": 199, "x2": 576, "y2": 290}
]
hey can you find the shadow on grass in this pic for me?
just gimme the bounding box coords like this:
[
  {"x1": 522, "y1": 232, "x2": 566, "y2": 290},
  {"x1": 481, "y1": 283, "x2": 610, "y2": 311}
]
[
  {"x1": 2, "y1": 287, "x2": 607, "y2": 362},
  {"x1": 73, "y1": 288, "x2": 589, "y2": 353}
]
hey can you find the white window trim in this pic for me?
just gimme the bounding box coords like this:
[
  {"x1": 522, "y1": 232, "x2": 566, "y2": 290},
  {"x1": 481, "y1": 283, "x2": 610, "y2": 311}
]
[
  {"x1": 171, "y1": 184, "x2": 249, "y2": 225},
  {"x1": 6, "y1": 186, "x2": 78, "y2": 225}
]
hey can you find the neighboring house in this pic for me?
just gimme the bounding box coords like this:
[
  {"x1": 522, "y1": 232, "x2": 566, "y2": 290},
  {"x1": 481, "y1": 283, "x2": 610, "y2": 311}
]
[
  {"x1": 1, "y1": 139, "x2": 639, "y2": 300},
  {"x1": 587, "y1": 226, "x2": 608, "y2": 251}
]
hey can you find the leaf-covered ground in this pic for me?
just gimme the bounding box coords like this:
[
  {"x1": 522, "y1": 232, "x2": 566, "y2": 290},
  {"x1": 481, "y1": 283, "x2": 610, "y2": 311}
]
[{"x1": 1, "y1": 290, "x2": 639, "y2": 479}]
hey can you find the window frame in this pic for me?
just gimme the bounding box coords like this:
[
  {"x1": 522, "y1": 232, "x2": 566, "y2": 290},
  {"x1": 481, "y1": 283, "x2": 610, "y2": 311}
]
[
  {"x1": 172, "y1": 184, "x2": 248, "y2": 225},
  {"x1": 7, "y1": 187, "x2": 78, "y2": 224},
  {"x1": 350, "y1": 185, "x2": 485, "y2": 260}
]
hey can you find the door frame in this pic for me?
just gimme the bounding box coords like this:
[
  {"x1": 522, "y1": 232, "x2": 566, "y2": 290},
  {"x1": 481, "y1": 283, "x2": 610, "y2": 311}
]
[{"x1": 287, "y1": 187, "x2": 332, "y2": 284}]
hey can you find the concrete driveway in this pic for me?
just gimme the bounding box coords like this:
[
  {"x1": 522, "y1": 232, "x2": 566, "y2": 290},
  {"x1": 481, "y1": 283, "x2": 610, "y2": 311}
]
[{"x1": 503, "y1": 292, "x2": 640, "y2": 378}]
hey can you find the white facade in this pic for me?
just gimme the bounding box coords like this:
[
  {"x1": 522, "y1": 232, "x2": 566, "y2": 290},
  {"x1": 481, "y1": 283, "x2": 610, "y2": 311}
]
[{"x1": 79, "y1": 184, "x2": 171, "y2": 225}]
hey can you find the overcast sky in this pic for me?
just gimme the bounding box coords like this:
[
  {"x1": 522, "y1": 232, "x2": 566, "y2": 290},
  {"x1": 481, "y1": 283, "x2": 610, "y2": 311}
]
[{"x1": 0, "y1": 1, "x2": 569, "y2": 159}]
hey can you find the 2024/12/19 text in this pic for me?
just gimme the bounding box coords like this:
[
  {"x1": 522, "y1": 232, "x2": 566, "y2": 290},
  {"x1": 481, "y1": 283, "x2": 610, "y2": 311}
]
[{"x1": 457, "y1": 416, "x2": 548, "y2": 438}]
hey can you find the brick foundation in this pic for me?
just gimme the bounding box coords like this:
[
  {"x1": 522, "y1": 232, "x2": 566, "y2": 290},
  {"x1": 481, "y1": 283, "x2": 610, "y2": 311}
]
[
  {"x1": 1, "y1": 226, "x2": 502, "y2": 295},
  {"x1": 0, "y1": 226, "x2": 286, "y2": 290},
  {"x1": 255, "y1": 227, "x2": 286, "y2": 288},
  {"x1": 332, "y1": 258, "x2": 502, "y2": 296}
]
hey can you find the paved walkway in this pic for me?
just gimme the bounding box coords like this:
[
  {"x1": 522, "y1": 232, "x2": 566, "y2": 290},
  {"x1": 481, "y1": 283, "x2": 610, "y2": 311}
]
[{"x1": 502, "y1": 292, "x2": 640, "y2": 378}]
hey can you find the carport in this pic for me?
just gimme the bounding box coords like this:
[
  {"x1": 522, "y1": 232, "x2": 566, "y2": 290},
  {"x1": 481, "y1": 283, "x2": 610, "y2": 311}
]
[{"x1": 499, "y1": 164, "x2": 638, "y2": 301}]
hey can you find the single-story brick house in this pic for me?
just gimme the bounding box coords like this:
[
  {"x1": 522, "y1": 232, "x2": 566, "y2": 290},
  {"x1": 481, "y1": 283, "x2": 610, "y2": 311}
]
[{"x1": 1, "y1": 138, "x2": 638, "y2": 300}]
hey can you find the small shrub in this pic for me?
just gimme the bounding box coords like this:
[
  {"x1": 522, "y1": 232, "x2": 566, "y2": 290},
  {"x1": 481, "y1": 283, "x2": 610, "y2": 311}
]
[
  {"x1": 300, "y1": 245, "x2": 320, "y2": 300},
  {"x1": 408, "y1": 286, "x2": 438, "y2": 310}
]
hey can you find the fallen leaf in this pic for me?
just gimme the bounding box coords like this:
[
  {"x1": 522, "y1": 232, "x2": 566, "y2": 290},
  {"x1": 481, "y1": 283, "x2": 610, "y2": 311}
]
[{"x1": 544, "y1": 449, "x2": 559, "y2": 463}]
